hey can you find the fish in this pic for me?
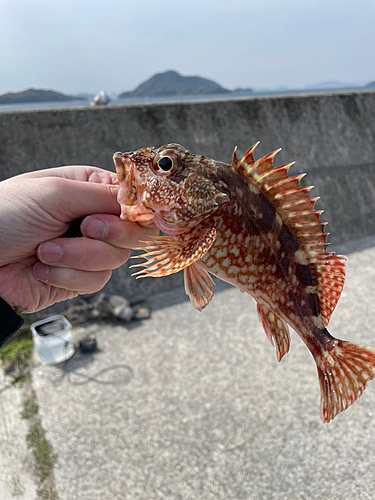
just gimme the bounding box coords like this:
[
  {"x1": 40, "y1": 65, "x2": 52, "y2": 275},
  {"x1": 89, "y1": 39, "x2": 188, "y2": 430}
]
[{"x1": 113, "y1": 142, "x2": 375, "y2": 423}]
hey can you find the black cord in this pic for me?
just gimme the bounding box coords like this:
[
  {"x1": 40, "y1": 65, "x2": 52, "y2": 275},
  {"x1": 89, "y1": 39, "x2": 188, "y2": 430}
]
[
  {"x1": 49, "y1": 340, "x2": 134, "y2": 386},
  {"x1": 52, "y1": 363, "x2": 134, "y2": 386}
]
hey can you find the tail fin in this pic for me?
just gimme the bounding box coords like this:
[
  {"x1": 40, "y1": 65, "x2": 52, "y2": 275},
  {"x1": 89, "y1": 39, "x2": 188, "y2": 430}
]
[{"x1": 315, "y1": 340, "x2": 375, "y2": 423}]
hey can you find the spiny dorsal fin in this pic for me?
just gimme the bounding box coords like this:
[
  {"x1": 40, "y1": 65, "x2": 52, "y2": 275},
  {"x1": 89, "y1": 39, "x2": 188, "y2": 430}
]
[{"x1": 233, "y1": 142, "x2": 347, "y2": 326}]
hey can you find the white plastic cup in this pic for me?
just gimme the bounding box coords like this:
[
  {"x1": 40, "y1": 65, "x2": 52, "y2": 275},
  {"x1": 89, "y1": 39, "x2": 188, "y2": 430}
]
[{"x1": 31, "y1": 315, "x2": 75, "y2": 365}]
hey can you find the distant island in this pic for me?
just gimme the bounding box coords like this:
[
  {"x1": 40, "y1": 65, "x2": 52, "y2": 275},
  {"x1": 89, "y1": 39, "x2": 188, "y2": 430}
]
[
  {"x1": 1, "y1": 74, "x2": 375, "y2": 107},
  {"x1": 0, "y1": 88, "x2": 78, "y2": 105},
  {"x1": 118, "y1": 70, "x2": 252, "y2": 99}
]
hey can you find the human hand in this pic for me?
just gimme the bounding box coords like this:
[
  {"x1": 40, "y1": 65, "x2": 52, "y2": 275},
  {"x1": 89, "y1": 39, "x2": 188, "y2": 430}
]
[{"x1": 0, "y1": 166, "x2": 158, "y2": 313}]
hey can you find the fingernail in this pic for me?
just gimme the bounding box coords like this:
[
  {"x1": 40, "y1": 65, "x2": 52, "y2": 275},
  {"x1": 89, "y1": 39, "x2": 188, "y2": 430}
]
[
  {"x1": 38, "y1": 242, "x2": 62, "y2": 263},
  {"x1": 82, "y1": 217, "x2": 108, "y2": 239},
  {"x1": 34, "y1": 263, "x2": 50, "y2": 283}
]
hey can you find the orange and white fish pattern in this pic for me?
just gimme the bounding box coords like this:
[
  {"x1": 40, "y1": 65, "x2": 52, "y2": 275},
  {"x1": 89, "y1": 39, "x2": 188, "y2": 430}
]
[{"x1": 114, "y1": 143, "x2": 375, "y2": 423}]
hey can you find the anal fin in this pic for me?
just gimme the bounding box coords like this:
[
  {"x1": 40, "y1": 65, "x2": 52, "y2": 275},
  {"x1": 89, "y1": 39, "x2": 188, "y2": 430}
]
[
  {"x1": 184, "y1": 262, "x2": 215, "y2": 311},
  {"x1": 257, "y1": 303, "x2": 290, "y2": 362}
]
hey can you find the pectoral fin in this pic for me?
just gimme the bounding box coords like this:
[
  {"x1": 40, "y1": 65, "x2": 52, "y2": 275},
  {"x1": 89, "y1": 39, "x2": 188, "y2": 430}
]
[
  {"x1": 130, "y1": 227, "x2": 216, "y2": 278},
  {"x1": 257, "y1": 303, "x2": 290, "y2": 362}
]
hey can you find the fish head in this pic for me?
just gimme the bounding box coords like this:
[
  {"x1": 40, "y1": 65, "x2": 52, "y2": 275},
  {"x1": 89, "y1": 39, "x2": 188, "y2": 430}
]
[{"x1": 113, "y1": 143, "x2": 229, "y2": 235}]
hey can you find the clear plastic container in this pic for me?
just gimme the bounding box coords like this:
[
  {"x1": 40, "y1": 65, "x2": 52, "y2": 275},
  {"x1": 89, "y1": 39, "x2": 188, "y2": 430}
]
[{"x1": 31, "y1": 315, "x2": 75, "y2": 364}]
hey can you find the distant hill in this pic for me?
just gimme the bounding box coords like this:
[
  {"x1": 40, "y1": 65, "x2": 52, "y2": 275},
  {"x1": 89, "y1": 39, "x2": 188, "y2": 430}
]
[
  {"x1": 365, "y1": 81, "x2": 375, "y2": 88},
  {"x1": 119, "y1": 70, "x2": 232, "y2": 98},
  {"x1": 230, "y1": 87, "x2": 255, "y2": 96},
  {"x1": 0, "y1": 88, "x2": 78, "y2": 104},
  {"x1": 305, "y1": 80, "x2": 361, "y2": 91}
]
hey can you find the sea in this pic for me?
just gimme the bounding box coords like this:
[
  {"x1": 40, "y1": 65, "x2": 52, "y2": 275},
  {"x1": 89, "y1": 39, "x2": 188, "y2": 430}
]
[{"x1": 0, "y1": 87, "x2": 366, "y2": 113}]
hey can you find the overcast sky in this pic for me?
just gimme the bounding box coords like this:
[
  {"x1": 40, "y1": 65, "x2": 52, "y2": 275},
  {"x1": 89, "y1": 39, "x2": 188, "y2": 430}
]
[{"x1": 1, "y1": 0, "x2": 374, "y2": 96}]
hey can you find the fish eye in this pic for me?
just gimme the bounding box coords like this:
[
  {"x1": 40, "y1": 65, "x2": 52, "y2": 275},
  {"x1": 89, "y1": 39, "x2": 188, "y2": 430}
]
[
  {"x1": 157, "y1": 156, "x2": 174, "y2": 171},
  {"x1": 153, "y1": 151, "x2": 181, "y2": 175}
]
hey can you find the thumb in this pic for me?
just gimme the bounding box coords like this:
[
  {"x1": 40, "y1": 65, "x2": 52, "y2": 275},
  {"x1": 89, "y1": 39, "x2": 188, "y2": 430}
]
[{"x1": 44, "y1": 178, "x2": 121, "y2": 222}]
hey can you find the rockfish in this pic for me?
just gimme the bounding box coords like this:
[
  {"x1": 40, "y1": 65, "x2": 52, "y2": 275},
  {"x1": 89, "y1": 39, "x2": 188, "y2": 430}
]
[{"x1": 113, "y1": 143, "x2": 375, "y2": 423}]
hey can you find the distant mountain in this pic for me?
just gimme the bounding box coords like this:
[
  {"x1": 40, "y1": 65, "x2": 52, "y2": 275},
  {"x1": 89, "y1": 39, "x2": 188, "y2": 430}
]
[
  {"x1": 305, "y1": 80, "x2": 361, "y2": 90},
  {"x1": 365, "y1": 81, "x2": 375, "y2": 88},
  {"x1": 0, "y1": 88, "x2": 78, "y2": 104},
  {"x1": 231, "y1": 87, "x2": 254, "y2": 96},
  {"x1": 119, "y1": 70, "x2": 232, "y2": 98}
]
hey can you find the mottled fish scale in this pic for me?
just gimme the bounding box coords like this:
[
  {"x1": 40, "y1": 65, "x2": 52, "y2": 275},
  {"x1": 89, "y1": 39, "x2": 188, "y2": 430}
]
[
  {"x1": 114, "y1": 142, "x2": 375, "y2": 423},
  {"x1": 197, "y1": 158, "x2": 321, "y2": 337}
]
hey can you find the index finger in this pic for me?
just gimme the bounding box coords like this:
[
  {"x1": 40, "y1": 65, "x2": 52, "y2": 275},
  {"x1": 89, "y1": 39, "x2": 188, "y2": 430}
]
[
  {"x1": 81, "y1": 214, "x2": 160, "y2": 249},
  {"x1": 19, "y1": 165, "x2": 119, "y2": 185}
]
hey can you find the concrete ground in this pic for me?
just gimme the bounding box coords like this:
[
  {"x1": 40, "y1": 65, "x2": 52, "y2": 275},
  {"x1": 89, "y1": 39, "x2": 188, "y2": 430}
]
[
  {"x1": 0, "y1": 372, "x2": 36, "y2": 499},
  {"x1": 4, "y1": 234, "x2": 375, "y2": 499}
]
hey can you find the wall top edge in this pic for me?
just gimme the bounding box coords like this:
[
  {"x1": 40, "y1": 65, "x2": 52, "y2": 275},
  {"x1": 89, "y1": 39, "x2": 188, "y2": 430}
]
[{"x1": 1, "y1": 88, "x2": 375, "y2": 116}]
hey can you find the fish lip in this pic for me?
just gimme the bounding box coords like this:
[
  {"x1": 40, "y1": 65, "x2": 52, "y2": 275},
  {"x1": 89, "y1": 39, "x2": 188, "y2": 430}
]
[
  {"x1": 113, "y1": 151, "x2": 124, "y2": 161},
  {"x1": 120, "y1": 204, "x2": 155, "y2": 222},
  {"x1": 113, "y1": 151, "x2": 133, "y2": 183},
  {"x1": 113, "y1": 151, "x2": 131, "y2": 166}
]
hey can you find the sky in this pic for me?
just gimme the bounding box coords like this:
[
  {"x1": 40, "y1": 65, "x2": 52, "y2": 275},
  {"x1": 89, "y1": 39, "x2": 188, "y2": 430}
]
[{"x1": 0, "y1": 0, "x2": 375, "y2": 96}]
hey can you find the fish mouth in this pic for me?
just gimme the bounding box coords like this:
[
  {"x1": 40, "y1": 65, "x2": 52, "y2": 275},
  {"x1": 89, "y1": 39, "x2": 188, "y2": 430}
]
[{"x1": 113, "y1": 151, "x2": 155, "y2": 223}]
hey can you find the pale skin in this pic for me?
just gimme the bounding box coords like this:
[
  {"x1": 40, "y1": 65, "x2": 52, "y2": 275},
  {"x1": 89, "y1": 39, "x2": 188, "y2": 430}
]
[{"x1": 0, "y1": 166, "x2": 158, "y2": 313}]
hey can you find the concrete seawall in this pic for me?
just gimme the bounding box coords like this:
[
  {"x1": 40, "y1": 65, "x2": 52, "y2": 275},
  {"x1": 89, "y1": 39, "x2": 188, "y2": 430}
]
[{"x1": 1, "y1": 90, "x2": 375, "y2": 297}]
